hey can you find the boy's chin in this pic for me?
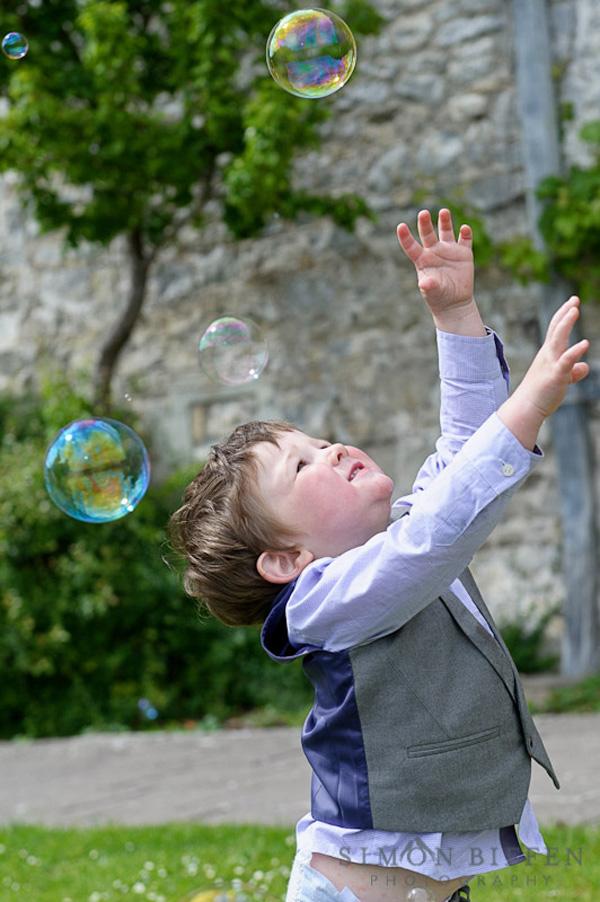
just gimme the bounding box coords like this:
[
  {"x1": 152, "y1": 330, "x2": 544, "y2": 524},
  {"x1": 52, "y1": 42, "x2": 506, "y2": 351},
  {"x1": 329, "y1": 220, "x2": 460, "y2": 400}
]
[{"x1": 372, "y1": 470, "x2": 394, "y2": 496}]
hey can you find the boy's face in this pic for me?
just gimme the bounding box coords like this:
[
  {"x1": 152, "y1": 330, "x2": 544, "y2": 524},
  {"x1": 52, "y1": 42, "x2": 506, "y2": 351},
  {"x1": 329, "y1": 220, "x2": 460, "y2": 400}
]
[{"x1": 253, "y1": 430, "x2": 394, "y2": 582}]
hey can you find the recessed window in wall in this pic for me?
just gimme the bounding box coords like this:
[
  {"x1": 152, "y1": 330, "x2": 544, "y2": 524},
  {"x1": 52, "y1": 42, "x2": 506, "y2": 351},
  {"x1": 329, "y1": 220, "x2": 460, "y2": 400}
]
[
  {"x1": 190, "y1": 402, "x2": 207, "y2": 446},
  {"x1": 189, "y1": 393, "x2": 260, "y2": 451}
]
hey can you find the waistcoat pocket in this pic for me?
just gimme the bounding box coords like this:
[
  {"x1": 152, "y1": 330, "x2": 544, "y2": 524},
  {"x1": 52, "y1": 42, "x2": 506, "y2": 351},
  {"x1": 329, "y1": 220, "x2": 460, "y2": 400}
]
[{"x1": 407, "y1": 725, "x2": 500, "y2": 758}]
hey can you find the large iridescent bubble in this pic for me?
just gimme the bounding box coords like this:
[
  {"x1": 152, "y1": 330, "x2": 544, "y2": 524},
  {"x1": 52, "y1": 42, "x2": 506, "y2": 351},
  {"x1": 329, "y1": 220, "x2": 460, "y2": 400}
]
[
  {"x1": 1, "y1": 33, "x2": 29, "y2": 60},
  {"x1": 198, "y1": 316, "x2": 269, "y2": 386},
  {"x1": 44, "y1": 418, "x2": 150, "y2": 523},
  {"x1": 266, "y1": 8, "x2": 357, "y2": 99}
]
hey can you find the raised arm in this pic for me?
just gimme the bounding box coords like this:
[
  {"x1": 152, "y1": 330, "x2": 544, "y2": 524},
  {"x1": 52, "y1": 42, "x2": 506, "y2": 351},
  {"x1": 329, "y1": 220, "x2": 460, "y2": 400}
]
[
  {"x1": 396, "y1": 209, "x2": 508, "y2": 500},
  {"x1": 397, "y1": 208, "x2": 482, "y2": 335}
]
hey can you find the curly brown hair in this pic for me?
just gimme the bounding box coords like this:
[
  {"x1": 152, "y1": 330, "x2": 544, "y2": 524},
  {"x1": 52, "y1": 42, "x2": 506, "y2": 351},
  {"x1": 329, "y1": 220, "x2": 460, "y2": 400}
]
[{"x1": 167, "y1": 420, "x2": 302, "y2": 627}]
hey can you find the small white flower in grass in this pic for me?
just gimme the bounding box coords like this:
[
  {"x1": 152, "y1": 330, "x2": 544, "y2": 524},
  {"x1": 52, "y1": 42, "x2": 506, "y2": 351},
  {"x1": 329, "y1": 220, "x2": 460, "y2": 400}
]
[
  {"x1": 26, "y1": 854, "x2": 40, "y2": 866},
  {"x1": 157, "y1": 868, "x2": 167, "y2": 878},
  {"x1": 270, "y1": 858, "x2": 280, "y2": 867},
  {"x1": 252, "y1": 871, "x2": 264, "y2": 881},
  {"x1": 11, "y1": 882, "x2": 20, "y2": 891},
  {"x1": 132, "y1": 881, "x2": 146, "y2": 894},
  {"x1": 89, "y1": 849, "x2": 99, "y2": 860},
  {"x1": 18, "y1": 848, "x2": 28, "y2": 858},
  {"x1": 144, "y1": 861, "x2": 155, "y2": 870},
  {"x1": 233, "y1": 866, "x2": 245, "y2": 876}
]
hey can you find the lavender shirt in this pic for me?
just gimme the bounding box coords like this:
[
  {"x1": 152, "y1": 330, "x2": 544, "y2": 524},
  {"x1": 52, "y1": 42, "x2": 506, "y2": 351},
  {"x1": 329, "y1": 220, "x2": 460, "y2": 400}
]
[{"x1": 287, "y1": 326, "x2": 549, "y2": 880}]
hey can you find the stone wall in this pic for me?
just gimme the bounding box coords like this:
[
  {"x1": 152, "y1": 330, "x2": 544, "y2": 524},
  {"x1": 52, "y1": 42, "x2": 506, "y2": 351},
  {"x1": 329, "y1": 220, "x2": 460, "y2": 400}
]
[{"x1": 1, "y1": 0, "x2": 599, "y2": 649}]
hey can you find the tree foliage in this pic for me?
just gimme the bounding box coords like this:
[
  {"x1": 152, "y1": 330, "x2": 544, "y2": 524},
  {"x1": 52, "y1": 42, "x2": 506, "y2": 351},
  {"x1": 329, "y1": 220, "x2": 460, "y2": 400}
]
[
  {"x1": 0, "y1": 0, "x2": 380, "y2": 246},
  {"x1": 0, "y1": 0, "x2": 383, "y2": 405}
]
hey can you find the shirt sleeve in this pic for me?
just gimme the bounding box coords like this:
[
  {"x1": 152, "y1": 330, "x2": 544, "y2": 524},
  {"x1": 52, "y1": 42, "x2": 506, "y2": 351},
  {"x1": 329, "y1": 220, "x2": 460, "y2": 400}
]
[
  {"x1": 287, "y1": 410, "x2": 544, "y2": 652},
  {"x1": 393, "y1": 326, "x2": 517, "y2": 515}
]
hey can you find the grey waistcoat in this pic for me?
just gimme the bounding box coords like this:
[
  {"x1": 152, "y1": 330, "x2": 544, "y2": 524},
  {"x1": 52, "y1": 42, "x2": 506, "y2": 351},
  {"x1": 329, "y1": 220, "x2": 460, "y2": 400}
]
[{"x1": 261, "y1": 565, "x2": 560, "y2": 833}]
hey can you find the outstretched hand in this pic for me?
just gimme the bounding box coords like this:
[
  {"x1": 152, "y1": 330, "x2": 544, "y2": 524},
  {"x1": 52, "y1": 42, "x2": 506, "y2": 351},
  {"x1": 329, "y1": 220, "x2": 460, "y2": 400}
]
[{"x1": 396, "y1": 209, "x2": 474, "y2": 317}]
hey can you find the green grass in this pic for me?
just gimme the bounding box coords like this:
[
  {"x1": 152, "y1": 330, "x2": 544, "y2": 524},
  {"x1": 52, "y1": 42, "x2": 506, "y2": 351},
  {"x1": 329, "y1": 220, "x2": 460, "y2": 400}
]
[{"x1": 1, "y1": 822, "x2": 600, "y2": 901}]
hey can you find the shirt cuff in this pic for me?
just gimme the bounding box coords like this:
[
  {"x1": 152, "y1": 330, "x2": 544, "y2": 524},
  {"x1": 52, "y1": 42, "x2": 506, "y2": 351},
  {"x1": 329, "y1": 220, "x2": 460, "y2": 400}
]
[
  {"x1": 437, "y1": 326, "x2": 511, "y2": 388},
  {"x1": 460, "y1": 410, "x2": 545, "y2": 484}
]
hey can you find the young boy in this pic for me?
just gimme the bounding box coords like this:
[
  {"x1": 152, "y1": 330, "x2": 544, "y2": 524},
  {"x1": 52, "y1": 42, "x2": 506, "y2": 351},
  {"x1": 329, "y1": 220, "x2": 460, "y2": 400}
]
[{"x1": 169, "y1": 209, "x2": 591, "y2": 902}]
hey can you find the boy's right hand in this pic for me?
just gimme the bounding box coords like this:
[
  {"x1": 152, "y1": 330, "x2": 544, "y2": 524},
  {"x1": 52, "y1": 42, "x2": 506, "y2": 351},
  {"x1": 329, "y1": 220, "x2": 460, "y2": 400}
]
[{"x1": 517, "y1": 295, "x2": 590, "y2": 418}]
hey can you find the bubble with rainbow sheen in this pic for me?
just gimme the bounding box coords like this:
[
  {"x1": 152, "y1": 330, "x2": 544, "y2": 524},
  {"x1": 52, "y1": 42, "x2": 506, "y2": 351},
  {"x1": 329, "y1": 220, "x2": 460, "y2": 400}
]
[
  {"x1": 44, "y1": 417, "x2": 150, "y2": 523},
  {"x1": 1, "y1": 33, "x2": 29, "y2": 60},
  {"x1": 198, "y1": 315, "x2": 268, "y2": 386},
  {"x1": 266, "y1": 8, "x2": 356, "y2": 99}
]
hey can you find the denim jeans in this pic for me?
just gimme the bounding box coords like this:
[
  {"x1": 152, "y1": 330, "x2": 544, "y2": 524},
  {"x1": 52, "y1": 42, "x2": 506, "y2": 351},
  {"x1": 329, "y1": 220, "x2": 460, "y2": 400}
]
[
  {"x1": 285, "y1": 848, "x2": 463, "y2": 902},
  {"x1": 285, "y1": 848, "x2": 361, "y2": 901}
]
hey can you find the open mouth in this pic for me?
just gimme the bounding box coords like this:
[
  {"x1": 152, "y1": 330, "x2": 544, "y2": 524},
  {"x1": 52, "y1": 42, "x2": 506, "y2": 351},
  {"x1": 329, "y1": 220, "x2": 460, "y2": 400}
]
[{"x1": 348, "y1": 462, "x2": 365, "y2": 481}]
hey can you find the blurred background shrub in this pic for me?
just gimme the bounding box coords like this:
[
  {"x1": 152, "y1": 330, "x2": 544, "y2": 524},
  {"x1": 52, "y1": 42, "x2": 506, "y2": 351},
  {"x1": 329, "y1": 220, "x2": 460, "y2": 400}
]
[{"x1": 0, "y1": 377, "x2": 312, "y2": 738}]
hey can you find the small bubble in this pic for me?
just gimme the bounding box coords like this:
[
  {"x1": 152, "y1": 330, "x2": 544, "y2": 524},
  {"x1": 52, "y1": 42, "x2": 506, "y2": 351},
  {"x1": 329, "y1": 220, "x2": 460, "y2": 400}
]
[
  {"x1": 198, "y1": 316, "x2": 268, "y2": 386},
  {"x1": 407, "y1": 889, "x2": 432, "y2": 902},
  {"x1": 2, "y1": 32, "x2": 29, "y2": 60}
]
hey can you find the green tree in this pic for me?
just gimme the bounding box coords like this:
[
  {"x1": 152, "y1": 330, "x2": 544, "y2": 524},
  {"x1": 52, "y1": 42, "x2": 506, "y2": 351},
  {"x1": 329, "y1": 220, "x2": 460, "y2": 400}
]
[{"x1": 0, "y1": 0, "x2": 383, "y2": 410}]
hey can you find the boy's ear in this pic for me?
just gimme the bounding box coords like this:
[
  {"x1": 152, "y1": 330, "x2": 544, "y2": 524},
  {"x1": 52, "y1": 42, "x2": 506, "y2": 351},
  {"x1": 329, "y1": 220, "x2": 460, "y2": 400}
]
[{"x1": 256, "y1": 547, "x2": 314, "y2": 584}]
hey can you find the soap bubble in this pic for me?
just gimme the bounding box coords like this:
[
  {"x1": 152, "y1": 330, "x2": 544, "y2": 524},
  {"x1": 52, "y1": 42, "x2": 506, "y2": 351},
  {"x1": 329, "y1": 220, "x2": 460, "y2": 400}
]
[
  {"x1": 266, "y1": 8, "x2": 356, "y2": 99},
  {"x1": 407, "y1": 889, "x2": 432, "y2": 902},
  {"x1": 198, "y1": 316, "x2": 268, "y2": 386},
  {"x1": 138, "y1": 698, "x2": 159, "y2": 721},
  {"x1": 1, "y1": 33, "x2": 29, "y2": 60},
  {"x1": 44, "y1": 417, "x2": 150, "y2": 523}
]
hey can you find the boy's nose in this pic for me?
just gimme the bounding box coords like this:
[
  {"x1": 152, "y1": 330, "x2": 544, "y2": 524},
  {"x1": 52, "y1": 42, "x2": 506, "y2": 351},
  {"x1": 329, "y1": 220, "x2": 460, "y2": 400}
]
[{"x1": 326, "y1": 443, "x2": 348, "y2": 465}]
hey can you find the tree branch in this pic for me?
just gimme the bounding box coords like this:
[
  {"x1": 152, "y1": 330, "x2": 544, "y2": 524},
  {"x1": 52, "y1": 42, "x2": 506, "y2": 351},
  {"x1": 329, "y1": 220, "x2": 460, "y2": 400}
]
[{"x1": 93, "y1": 228, "x2": 150, "y2": 412}]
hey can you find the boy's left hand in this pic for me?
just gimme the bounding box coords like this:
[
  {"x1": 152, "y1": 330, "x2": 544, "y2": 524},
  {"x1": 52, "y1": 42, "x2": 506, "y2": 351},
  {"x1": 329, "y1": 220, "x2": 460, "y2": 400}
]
[{"x1": 396, "y1": 209, "x2": 474, "y2": 316}]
